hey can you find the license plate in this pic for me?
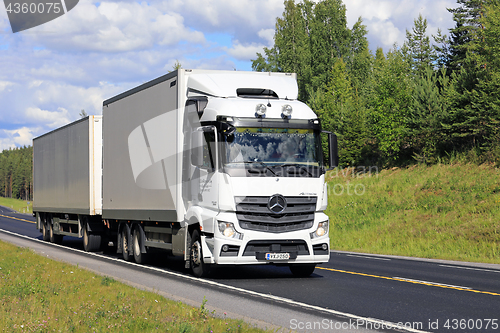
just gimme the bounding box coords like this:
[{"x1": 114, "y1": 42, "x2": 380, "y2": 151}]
[{"x1": 265, "y1": 253, "x2": 290, "y2": 260}]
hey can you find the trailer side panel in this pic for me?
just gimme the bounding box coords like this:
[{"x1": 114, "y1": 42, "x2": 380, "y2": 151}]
[
  {"x1": 33, "y1": 116, "x2": 102, "y2": 215},
  {"x1": 102, "y1": 73, "x2": 180, "y2": 222}
]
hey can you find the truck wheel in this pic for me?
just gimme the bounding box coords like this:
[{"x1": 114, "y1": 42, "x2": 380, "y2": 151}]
[
  {"x1": 42, "y1": 221, "x2": 50, "y2": 241},
  {"x1": 189, "y1": 229, "x2": 210, "y2": 278},
  {"x1": 289, "y1": 264, "x2": 316, "y2": 277},
  {"x1": 132, "y1": 226, "x2": 148, "y2": 264},
  {"x1": 83, "y1": 223, "x2": 101, "y2": 252},
  {"x1": 121, "y1": 225, "x2": 131, "y2": 261},
  {"x1": 49, "y1": 222, "x2": 63, "y2": 244}
]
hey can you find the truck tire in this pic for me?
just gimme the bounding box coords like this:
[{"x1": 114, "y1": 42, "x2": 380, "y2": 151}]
[
  {"x1": 49, "y1": 222, "x2": 63, "y2": 244},
  {"x1": 42, "y1": 220, "x2": 50, "y2": 241},
  {"x1": 289, "y1": 263, "x2": 316, "y2": 277},
  {"x1": 189, "y1": 229, "x2": 210, "y2": 278},
  {"x1": 83, "y1": 223, "x2": 101, "y2": 252},
  {"x1": 132, "y1": 226, "x2": 148, "y2": 264},
  {"x1": 121, "y1": 225, "x2": 131, "y2": 261}
]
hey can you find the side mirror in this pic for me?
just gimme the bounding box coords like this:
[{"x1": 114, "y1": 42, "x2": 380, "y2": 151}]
[
  {"x1": 323, "y1": 131, "x2": 339, "y2": 170},
  {"x1": 191, "y1": 130, "x2": 204, "y2": 167}
]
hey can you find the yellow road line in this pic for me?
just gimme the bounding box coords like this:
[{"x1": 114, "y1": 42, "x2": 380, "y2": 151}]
[
  {"x1": 317, "y1": 266, "x2": 500, "y2": 297},
  {"x1": 0, "y1": 214, "x2": 36, "y2": 224}
]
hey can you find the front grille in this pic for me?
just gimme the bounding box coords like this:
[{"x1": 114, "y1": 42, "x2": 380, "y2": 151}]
[
  {"x1": 236, "y1": 196, "x2": 316, "y2": 233},
  {"x1": 243, "y1": 240, "x2": 310, "y2": 256}
]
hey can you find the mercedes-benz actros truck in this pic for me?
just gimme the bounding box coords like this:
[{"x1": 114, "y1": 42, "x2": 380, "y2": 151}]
[{"x1": 33, "y1": 69, "x2": 338, "y2": 277}]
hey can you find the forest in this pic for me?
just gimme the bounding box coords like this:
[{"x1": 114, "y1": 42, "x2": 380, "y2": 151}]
[
  {"x1": 252, "y1": 0, "x2": 500, "y2": 167},
  {"x1": 2, "y1": 0, "x2": 500, "y2": 201},
  {"x1": 0, "y1": 146, "x2": 32, "y2": 201}
]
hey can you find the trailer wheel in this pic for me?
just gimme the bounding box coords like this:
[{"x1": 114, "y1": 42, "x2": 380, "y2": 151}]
[
  {"x1": 121, "y1": 225, "x2": 131, "y2": 261},
  {"x1": 289, "y1": 264, "x2": 316, "y2": 277},
  {"x1": 132, "y1": 226, "x2": 148, "y2": 264},
  {"x1": 49, "y1": 222, "x2": 63, "y2": 244},
  {"x1": 42, "y1": 220, "x2": 50, "y2": 242},
  {"x1": 189, "y1": 229, "x2": 210, "y2": 278},
  {"x1": 83, "y1": 223, "x2": 101, "y2": 252}
]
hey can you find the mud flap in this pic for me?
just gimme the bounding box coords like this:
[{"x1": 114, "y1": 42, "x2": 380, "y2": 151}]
[{"x1": 201, "y1": 235, "x2": 214, "y2": 264}]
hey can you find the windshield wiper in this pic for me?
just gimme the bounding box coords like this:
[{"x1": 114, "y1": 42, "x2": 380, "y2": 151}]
[
  {"x1": 229, "y1": 161, "x2": 277, "y2": 176},
  {"x1": 274, "y1": 163, "x2": 313, "y2": 177}
]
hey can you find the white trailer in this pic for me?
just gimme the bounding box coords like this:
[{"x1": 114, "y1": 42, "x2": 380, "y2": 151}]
[{"x1": 34, "y1": 69, "x2": 337, "y2": 277}]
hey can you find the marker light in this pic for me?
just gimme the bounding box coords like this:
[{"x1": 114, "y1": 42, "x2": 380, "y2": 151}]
[
  {"x1": 256, "y1": 104, "x2": 267, "y2": 116},
  {"x1": 282, "y1": 104, "x2": 293, "y2": 117}
]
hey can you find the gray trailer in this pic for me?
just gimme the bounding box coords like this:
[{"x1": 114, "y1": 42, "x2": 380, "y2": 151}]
[{"x1": 33, "y1": 115, "x2": 103, "y2": 250}]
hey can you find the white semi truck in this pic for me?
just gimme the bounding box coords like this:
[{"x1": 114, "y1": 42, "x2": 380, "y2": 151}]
[{"x1": 33, "y1": 69, "x2": 338, "y2": 277}]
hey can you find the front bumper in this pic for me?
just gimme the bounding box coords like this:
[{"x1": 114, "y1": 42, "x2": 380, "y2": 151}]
[{"x1": 201, "y1": 213, "x2": 330, "y2": 265}]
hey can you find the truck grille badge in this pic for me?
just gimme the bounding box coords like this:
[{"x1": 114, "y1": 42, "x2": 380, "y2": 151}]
[{"x1": 267, "y1": 194, "x2": 287, "y2": 214}]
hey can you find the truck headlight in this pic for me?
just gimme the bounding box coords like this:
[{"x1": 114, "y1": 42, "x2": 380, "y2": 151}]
[
  {"x1": 310, "y1": 221, "x2": 329, "y2": 239},
  {"x1": 218, "y1": 222, "x2": 243, "y2": 240}
]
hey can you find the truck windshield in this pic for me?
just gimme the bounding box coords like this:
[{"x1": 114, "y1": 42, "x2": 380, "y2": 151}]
[{"x1": 225, "y1": 127, "x2": 322, "y2": 167}]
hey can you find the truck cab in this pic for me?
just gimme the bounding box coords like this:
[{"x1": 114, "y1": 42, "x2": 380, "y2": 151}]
[{"x1": 181, "y1": 71, "x2": 337, "y2": 277}]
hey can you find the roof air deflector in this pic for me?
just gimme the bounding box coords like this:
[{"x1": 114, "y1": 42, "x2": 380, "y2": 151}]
[{"x1": 237, "y1": 88, "x2": 279, "y2": 99}]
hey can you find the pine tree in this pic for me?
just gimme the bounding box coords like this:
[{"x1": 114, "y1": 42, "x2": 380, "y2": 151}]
[
  {"x1": 439, "y1": 0, "x2": 499, "y2": 152},
  {"x1": 410, "y1": 66, "x2": 450, "y2": 162},
  {"x1": 447, "y1": 0, "x2": 487, "y2": 70},
  {"x1": 404, "y1": 14, "x2": 434, "y2": 75}
]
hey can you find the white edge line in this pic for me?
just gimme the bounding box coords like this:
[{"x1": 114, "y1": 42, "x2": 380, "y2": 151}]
[
  {"x1": 0, "y1": 227, "x2": 429, "y2": 333},
  {"x1": 393, "y1": 277, "x2": 472, "y2": 290},
  {"x1": 439, "y1": 264, "x2": 500, "y2": 274},
  {"x1": 346, "y1": 254, "x2": 391, "y2": 261}
]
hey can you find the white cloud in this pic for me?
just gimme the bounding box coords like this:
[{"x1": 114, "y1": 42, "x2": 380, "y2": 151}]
[
  {"x1": 224, "y1": 28, "x2": 275, "y2": 63},
  {"x1": 369, "y1": 20, "x2": 405, "y2": 49},
  {"x1": 344, "y1": 0, "x2": 456, "y2": 50},
  {"x1": 0, "y1": 81, "x2": 14, "y2": 92},
  {"x1": 257, "y1": 29, "x2": 275, "y2": 46},
  {"x1": 25, "y1": 107, "x2": 72, "y2": 128},
  {"x1": 23, "y1": 0, "x2": 206, "y2": 53},
  {"x1": 0, "y1": 137, "x2": 17, "y2": 151},
  {"x1": 158, "y1": 0, "x2": 284, "y2": 43},
  {"x1": 4, "y1": 127, "x2": 36, "y2": 147},
  {"x1": 225, "y1": 41, "x2": 270, "y2": 61}
]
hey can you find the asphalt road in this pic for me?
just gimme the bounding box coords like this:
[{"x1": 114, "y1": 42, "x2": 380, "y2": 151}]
[{"x1": 1, "y1": 208, "x2": 499, "y2": 333}]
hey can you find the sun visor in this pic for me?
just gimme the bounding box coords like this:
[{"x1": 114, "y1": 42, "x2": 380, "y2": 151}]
[{"x1": 187, "y1": 73, "x2": 298, "y2": 100}]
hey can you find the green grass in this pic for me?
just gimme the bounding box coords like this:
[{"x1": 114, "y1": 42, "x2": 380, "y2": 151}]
[
  {"x1": 3, "y1": 163, "x2": 499, "y2": 265},
  {"x1": 0, "y1": 197, "x2": 32, "y2": 214},
  {"x1": 0, "y1": 241, "x2": 269, "y2": 333},
  {"x1": 326, "y1": 163, "x2": 500, "y2": 264}
]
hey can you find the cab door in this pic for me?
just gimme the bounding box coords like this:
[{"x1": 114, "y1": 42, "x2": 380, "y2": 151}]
[{"x1": 191, "y1": 126, "x2": 219, "y2": 214}]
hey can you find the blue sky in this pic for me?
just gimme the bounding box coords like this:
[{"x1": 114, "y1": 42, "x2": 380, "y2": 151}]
[{"x1": 0, "y1": 0, "x2": 456, "y2": 150}]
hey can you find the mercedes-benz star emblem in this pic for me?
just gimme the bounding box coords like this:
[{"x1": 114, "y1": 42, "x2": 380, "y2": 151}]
[{"x1": 268, "y1": 194, "x2": 287, "y2": 214}]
